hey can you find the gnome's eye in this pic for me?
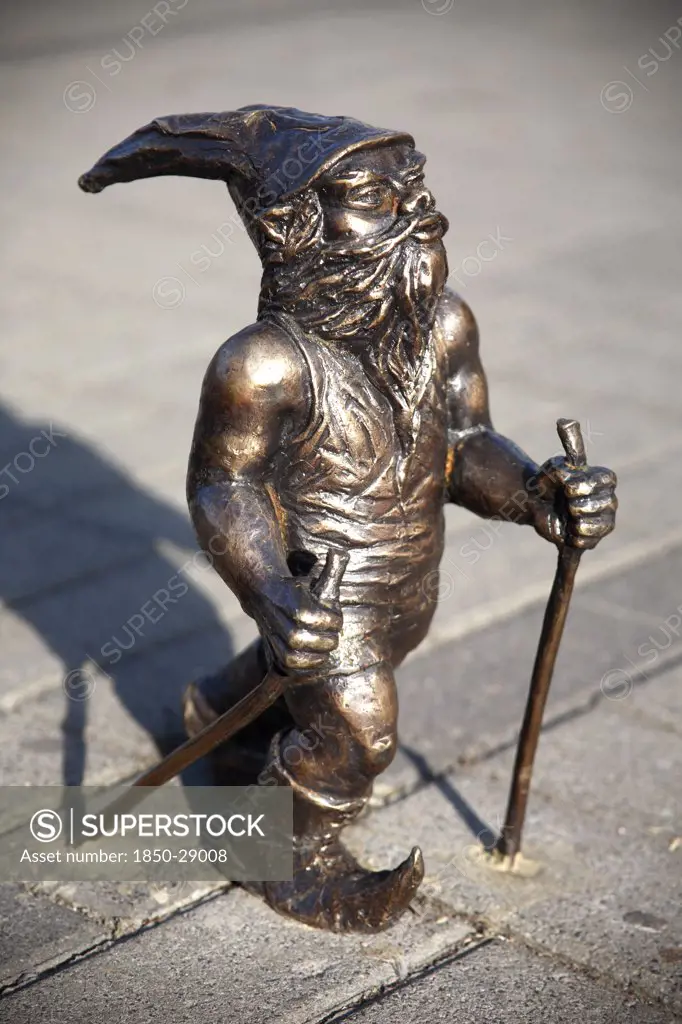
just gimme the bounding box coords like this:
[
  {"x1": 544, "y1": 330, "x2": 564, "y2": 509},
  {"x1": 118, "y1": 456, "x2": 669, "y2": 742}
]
[{"x1": 344, "y1": 184, "x2": 392, "y2": 210}]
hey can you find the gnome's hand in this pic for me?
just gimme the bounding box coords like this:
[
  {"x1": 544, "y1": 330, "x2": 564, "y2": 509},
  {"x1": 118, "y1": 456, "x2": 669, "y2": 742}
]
[
  {"x1": 533, "y1": 457, "x2": 617, "y2": 550},
  {"x1": 253, "y1": 577, "x2": 343, "y2": 678}
]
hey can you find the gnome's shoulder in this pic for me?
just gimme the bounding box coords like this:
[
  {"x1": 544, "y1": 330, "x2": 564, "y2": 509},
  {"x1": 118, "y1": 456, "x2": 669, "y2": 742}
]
[
  {"x1": 205, "y1": 320, "x2": 309, "y2": 413},
  {"x1": 432, "y1": 286, "x2": 481, "y2": 378},
  {"x1": 435, "y1": 288, "x2": 479, "y2": 353}
]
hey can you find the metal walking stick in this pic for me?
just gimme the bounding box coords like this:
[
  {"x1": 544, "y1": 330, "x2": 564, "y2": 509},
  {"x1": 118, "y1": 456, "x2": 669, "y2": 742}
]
[{"x1": 495, "y1": 418, "x2": 586, "y2": 864}]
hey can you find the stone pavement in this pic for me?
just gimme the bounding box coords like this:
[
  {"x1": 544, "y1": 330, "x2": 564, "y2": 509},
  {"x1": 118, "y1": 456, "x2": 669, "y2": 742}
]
[{"x1": 0, "y1": 1, "x2": 681, "y2": 1020}]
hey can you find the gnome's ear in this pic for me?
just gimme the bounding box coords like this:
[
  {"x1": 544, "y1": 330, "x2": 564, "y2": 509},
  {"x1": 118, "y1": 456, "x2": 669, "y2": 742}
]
[
  {"x1": 284, "y1": 192, "x2": 323, "y2": 259},
  {"x1": 258, "y1": 204, "x2": 295, "y2": 247},
  {"x1": 258, "y1": 191, "x2": 323, "y2": 260}
]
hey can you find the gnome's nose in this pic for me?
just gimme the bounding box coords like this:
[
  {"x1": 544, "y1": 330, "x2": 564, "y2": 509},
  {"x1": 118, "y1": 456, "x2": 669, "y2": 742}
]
[{"x1": 399, "y1": 186, "x2": 434, "y2": 217}]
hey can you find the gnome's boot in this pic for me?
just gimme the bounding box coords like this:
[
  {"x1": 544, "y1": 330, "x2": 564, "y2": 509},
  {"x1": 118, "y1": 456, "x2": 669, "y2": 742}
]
[{"x1": 252, "y1": 735, "x2": 424, "y2": 933}]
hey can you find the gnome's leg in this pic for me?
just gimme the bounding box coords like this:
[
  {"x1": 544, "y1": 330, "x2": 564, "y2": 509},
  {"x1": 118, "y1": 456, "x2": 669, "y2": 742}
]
[
  {"x1": 183, "y1": 640, "x2": 294, "y2": 784},
  {"x1": 255, "y1": 656, "x2": 423, "y2": 933},
  {"x1": 279, "y1": 659, "x2": 398, "y2": 801}
]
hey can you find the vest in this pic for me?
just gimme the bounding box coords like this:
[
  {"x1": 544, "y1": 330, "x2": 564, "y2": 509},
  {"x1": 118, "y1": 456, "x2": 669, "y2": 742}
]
[{"x1": 268, "y1": 312, "x2": 449, "y2": 612}]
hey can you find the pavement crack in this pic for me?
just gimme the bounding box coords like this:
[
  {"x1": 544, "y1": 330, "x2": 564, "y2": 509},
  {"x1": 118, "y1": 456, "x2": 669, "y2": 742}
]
[
  {"x1": 377, "y1": 642, "x2": 680, "y2": 818},
  {"x1": 0, "y1": 884, "x2": 232, "y2": 998},
  {"x1": 310, "y1": 933, "x2": 497, "y2": 1024}
]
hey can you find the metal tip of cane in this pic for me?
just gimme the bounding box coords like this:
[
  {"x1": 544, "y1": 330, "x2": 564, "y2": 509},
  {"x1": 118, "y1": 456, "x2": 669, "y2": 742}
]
[
  {"x1": 556, "y1": 418, "x2": 586, "y2": 469},
  {"x1": 481, "y1": 845, "x2": 543, "y2": 877}
]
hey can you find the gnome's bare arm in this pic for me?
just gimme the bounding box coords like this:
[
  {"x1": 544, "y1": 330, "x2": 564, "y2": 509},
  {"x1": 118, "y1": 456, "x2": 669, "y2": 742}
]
[
  {"x1": 440, "y1": 291, "x2": 617, "y2": 548},
  {"x1": 440, "y1": 292, "x2": 559, "y2": 542},
  {"x1": 187, "y1": 321, "x2": 342, "y2": 672}
]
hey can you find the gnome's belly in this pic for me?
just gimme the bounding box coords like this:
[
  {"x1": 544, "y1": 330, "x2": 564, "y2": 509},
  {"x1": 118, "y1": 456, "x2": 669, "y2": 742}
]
[
  {"x1": 278, "y1": 392, "x2": 448, "y2": 616},
  {"x1": 284, "y1": 478, "x2": 445, "y2": 609}
]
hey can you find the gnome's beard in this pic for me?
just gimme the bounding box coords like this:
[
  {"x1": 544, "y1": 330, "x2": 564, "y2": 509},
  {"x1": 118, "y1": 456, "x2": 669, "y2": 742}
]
[{"x1": 259, "y1": 214, "x2": 448, "y2": 455}]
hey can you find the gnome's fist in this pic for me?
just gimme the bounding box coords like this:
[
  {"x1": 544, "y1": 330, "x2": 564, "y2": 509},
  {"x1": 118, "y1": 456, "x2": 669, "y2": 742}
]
[
  {"x1": 253, "y1": 577, "x2": 343, "y2": 678},
  {"x1": 534, "y1": 457, "x2": 617, "y2": 550}
]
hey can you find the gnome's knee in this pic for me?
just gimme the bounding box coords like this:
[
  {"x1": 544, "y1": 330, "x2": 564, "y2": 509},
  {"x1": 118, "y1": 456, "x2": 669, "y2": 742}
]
[
  {"x1": 354, "y1": 724, "x2": 397, "y2": 779},
  {"x1": 343, "y1": 661, "x2": 399, "y2": 779}
]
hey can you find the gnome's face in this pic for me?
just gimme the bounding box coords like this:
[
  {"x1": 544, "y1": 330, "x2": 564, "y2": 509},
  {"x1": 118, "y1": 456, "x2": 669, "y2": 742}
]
[
  {"x1": 258, "y1": 140, "x2": 449, "y2": 338},
  {"x1": 316, "y1": 144, "x2": 445, "y2": 247}
]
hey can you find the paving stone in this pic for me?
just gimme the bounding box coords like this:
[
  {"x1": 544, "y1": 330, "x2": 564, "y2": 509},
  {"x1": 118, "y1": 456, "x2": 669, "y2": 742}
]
[
  {"x1": 0, "y1": 622, "x2": 245, "y2": 786},
  {"x1": 0, "y1": 669, "x2": 157, "y2": 788},
  {"x1": 427, "y1": 450, "x2": 682, "y2": 653},
  {"x1": 0, "y1": 592, "x2": 237, "y2": 711},
  {"x1": 1, "y1": 4, "x2": 679, "y2": 421},
  {"x1": 0, "y1": 887, "x2": 474, "y2": 1024},
  {"x1": 0, "y1": 464, "x2": 253, "y2": 707},
  {"x1": 66, "y1": 478, "x2": 195, "y2": 549},
  {"x1": 1, "y1": 550, "x2": 237, "y2": 691},
  {"x1": 77, "y1": 409, "x2": 196, "y2": 492},
  {"x1": 381, "y1": 545, "x2": 682, "y2": 798},
  {"x1": 347, "y1": 672, "x2": 682, "y2": 1011},
  {"x1": 0, "y1": 407, "x2": 193, "y2": 534},
  {"x1": 346, "y1": 937, "x2": 675, "y2": 1024},
  {"x1": 521, "y1": 687, "x2": 682, "y2": 837},
  {"x1": 491, "y1": 231, "x2": 682, "y2": 415},
  {"x1": 0, "y1": 437, "x2": 193, "y2": 549},
  {"x1": 30, "y1": 880, "x2": 229, "y2": 934},
  {"x1": 0, "y1": 611, "x2": 64, "y2": 704},
  {"x1": 0, "y1": 511, "x2": 146, "y2": 606},
  {"x1": 0, "y1": 0, "x2": 392, "y2": 64},
  {"x1": 0, "y1": 411, "x2": 118, "y2": 512},
  {"x1": 586, "y1": 542, "x2": 682, "y2": 631},
  {"x1": 621, "y1": 671, "x2": 682, "y2": 736},
  {"x1": 0, "y1": 884, "x2": 105, "y2": 991}
]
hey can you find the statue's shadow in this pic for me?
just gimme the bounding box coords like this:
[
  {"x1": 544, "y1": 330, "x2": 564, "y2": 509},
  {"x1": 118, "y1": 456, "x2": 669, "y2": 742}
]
[
  {"x1": 400, "y1": 744, "x2": 497, "y2": 846},
  {"x1": 0, "y1": 403, "x2": 233, "y2": 787}
]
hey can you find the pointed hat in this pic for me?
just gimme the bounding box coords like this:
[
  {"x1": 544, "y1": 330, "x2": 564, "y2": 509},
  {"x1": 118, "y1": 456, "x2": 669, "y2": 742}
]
[{"x1": 78, "y1": 105, "x2": 414, "y2": 217}]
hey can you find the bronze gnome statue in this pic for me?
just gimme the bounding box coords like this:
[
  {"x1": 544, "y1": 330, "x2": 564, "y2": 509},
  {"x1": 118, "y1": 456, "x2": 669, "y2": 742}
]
[{"x1": 79, "y1": 106, "x2": 617, "y2": 933}]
